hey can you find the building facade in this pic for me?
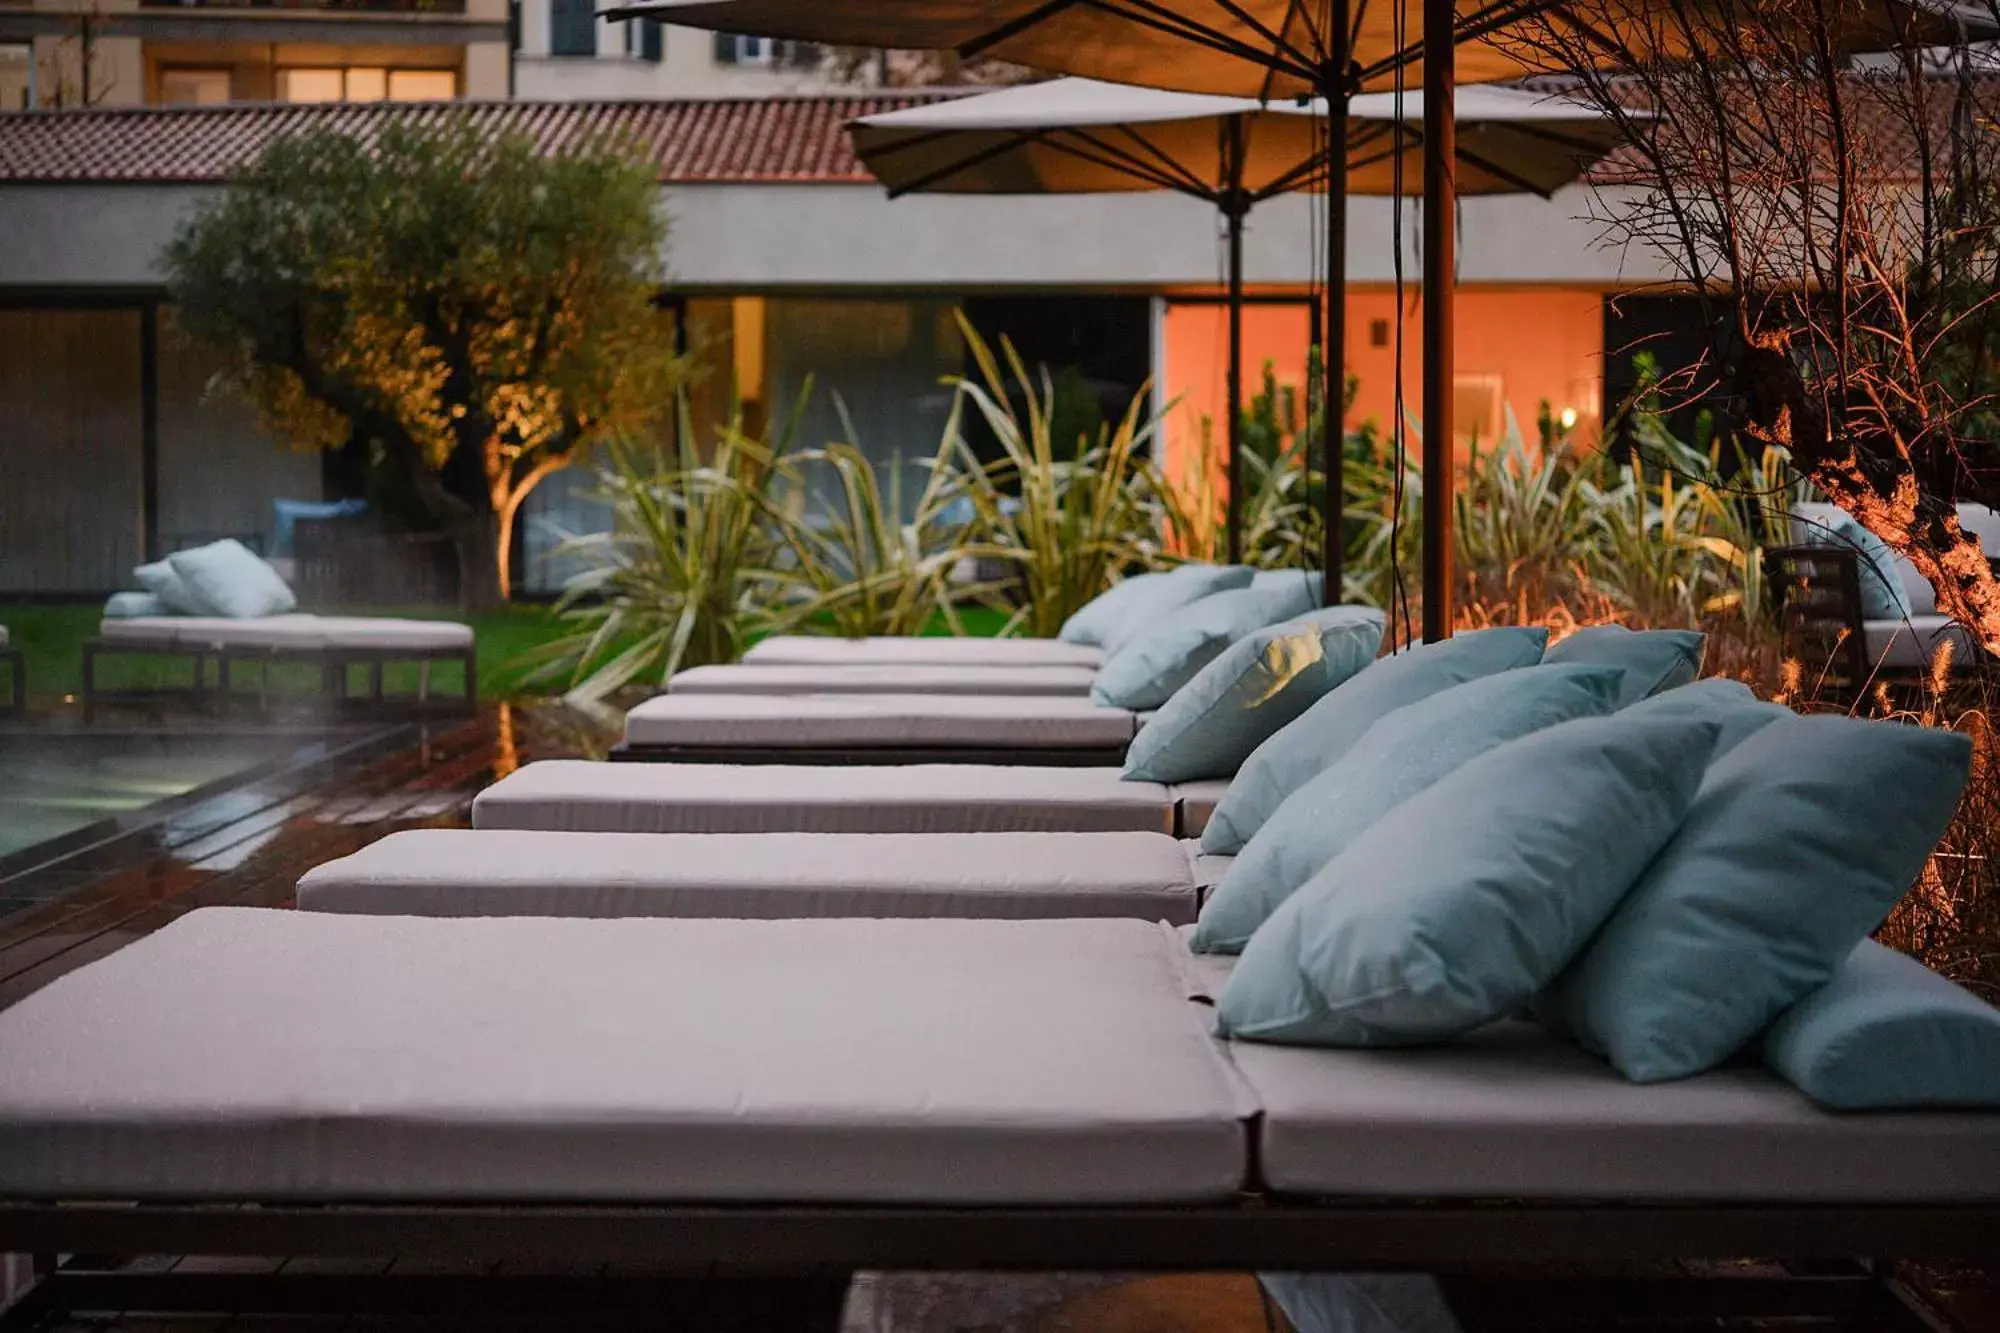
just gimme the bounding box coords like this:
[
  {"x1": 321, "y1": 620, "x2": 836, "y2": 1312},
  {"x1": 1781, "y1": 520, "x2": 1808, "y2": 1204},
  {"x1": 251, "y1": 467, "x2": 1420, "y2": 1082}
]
[
  {"x1": 511, "y1": 9, "x2": 849, "y2": 102},
  {"x1": 0, "y1": 96, "x2": 1666, "y2": 597},
  {"x1": 0, "y1": 0, "x2": 509, "y2": 110}
]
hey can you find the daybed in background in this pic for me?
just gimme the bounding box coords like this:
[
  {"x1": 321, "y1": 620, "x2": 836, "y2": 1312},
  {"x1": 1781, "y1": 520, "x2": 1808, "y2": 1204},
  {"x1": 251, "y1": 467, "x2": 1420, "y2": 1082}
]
[
  {"x1": 1768, "y1": 500, "x2": 1999, "y2": 696},
  {"x1": 741, "y1": 634, "x2": 1104, "y2": 670},
  {"x1": 298, "y1": 828, "x2": 1228, "y2": 923},
  {"x1": 0, "y1": 909, "x2": 1992, "y2": 1324},
  {"x1": 662, "y1": 662, "x2": 1100, "y2": 697},
  {"x1": 85, "y1": 614, "x2": 477, "y2": 721},
  {"x1": 613, "y1": 692, "x2": 1142, "y2": 765},
  {"x1": 0, "y1": 625, "x2": 21, "y2": 716}
]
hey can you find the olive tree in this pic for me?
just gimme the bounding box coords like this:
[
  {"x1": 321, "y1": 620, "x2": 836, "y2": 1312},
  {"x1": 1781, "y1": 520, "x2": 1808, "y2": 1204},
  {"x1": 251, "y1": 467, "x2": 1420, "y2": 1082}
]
[{"x1": 165, "y1": 116, "x2": 687, "y2": 605}]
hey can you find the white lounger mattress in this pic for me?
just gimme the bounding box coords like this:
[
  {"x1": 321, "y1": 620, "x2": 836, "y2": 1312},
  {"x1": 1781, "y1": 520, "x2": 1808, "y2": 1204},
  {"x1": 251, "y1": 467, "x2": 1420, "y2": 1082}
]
[
  {"x1": 100, "y1": 614, "x2": 472, "y2": 653},
  {"x1": 474, "y1": 760, "x2": 1222, "y2": 836},
  {"x1": 0, "y1": 910, "x2": 1252, "y2": 1205},
  {"x1": 2, "y1": 910, "x2": 1993, "y2": 1210},
  {"x1": 623, "y1": 693, "x2": 1139, "y2": 750},
  {"x1": 299, "y1": 829, "x2": 1214, "y2": 922},
  {"x1": 744, "y1": 636, "x2": 1103, "y2": 670},
  {"x1": 665, "y1": 663, "x2": 1098, "y2": 697}
]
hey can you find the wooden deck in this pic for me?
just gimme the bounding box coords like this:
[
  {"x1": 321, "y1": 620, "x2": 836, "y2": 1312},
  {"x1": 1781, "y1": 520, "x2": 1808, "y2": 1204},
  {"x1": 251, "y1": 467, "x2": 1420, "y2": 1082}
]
[{"x1": 0, "y1": 705, "x2": 602, "y2": 1006}]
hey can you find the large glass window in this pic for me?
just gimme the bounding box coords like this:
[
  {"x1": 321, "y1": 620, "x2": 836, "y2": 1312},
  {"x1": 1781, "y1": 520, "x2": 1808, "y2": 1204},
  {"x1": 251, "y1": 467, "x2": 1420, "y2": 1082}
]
[
  {"x1": 387, "y1": 68, "x2": 455, "y2": 99},
  {"x1": 159, "y1": 67, "x2": 232, "y2": 105},
  {"x1": 277, "y1": 66, "x2": 455, "y2": 103}
]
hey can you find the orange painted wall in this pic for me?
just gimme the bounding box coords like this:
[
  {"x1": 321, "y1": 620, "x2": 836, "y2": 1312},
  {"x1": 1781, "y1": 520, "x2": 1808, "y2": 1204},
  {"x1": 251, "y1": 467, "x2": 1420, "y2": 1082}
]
[{"x1": 1161, "y1": 286, "x2": 1606, "y2": 474}]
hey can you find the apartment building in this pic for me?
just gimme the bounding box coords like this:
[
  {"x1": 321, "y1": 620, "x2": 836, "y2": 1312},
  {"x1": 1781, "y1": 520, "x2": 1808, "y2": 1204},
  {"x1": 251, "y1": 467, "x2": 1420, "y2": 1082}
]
[{"x1": 510, "y1": 6, "x2": 848, "y2": 102}]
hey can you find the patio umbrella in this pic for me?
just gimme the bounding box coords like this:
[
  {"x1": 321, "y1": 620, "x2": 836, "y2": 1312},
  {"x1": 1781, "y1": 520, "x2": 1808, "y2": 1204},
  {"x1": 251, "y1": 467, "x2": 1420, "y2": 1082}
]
[
  {"x1": 849, "y1": 79, "x2": 1628, "y2": 563},
  {"x1": 609, "y1": 0, "x2": 1991, "y2": 626}
]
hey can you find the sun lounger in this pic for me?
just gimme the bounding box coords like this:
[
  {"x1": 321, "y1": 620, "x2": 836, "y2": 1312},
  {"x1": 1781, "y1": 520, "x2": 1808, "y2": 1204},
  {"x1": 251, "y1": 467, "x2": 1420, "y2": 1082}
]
[
  {"x1": 665, "y1": 663, "x2": 1098, "y2": 697},
  {"x1": 473, "y1": 760, "x2": 1223, "y2": 837},
  {"x1": 0, "y1": 908, "x2": 1992, "y2": 1292},
  {"x1": 743, "y1": 635, "x2": 1104, "y2": 670},
  {"x1": 86, "y1": 613, "x2": 476, "y2": 716},
  {"x1": 614, "y1": 692, "x2": 1143, "y2": 764},
  {"x1": 299, "y1": 829, "x2": 1227, "y2": 923}
]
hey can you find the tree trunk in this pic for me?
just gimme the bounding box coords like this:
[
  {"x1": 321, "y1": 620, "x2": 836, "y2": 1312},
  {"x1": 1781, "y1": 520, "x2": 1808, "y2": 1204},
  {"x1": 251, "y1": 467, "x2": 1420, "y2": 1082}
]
[{"x1": 454, "y1": 512, "x2": 505, "y2": 612}]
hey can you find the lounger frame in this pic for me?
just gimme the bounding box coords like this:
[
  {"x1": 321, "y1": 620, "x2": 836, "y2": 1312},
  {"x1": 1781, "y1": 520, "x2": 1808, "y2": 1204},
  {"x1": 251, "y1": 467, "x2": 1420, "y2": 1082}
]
[
  {"x1": 0, "y1": 647, "x2": 21, "y2": 716},
  {"x1": 81, "y1": 637, "x2": 477, "y2": 721},
  {"x1": 608, "y1": 739, "x2": 1129, "y2": 766},
  {"x1": 0, "y1": 1197, "x2": 1991, "y2": 1327}
]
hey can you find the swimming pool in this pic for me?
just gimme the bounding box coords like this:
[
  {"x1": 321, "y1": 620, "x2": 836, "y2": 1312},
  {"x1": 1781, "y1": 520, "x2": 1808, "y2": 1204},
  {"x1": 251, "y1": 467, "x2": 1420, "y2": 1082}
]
[{"x1": 0, "y1": 729, "x2": 368, "y2": 866}]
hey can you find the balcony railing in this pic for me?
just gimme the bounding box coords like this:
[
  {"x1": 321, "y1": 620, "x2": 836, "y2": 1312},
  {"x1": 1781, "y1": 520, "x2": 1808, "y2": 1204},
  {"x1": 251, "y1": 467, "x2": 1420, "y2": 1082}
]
[{"x1": 139, "y1": 0, "x2": 467, "y2": 14}]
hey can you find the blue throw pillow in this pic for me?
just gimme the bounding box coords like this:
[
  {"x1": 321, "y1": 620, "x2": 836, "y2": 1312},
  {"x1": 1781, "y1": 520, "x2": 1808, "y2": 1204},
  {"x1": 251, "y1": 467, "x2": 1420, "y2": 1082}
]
[
  {"x1": 167, "y1": 539, "x2": 297, "y2": 620},
  {"x1": 105, "y1": 591, "x2": 168, "y2": 619},
  {"x1": 1121, "y1": 608, "x2": 1385, "y2": 783},
  {"x1": 1199, "y1": 626, "x2": 1549, "y2": 854},
  {"x1": 1542, "y1": 625, "x2": 1705, "y2": 705},
  {"x1": 1092, "y1": 582, "x2": 1318, "y2": 710},
  {"x1": 1193, "y1": 663, "x2": 1629, "y2": 954},
  {"x1": 1805, "y1": 510, "x2": 1914, "y2": 622},
  {"x1": 1539, "y1": 715, "x2": 1972, "y2": 1082},
  {"x1": 133, "y1": 559, "x2": 213, "y2": 615},
  {"x1": 1095, "y1": 564, "x2": 1257, "y2": 652},
  {"x1": 1763, "y1": 939, "x2": 2000, "y2": 1110},
  {"x1": 1058, "y1": 570, "x2": 1172, "y2": 646},
  {"x1": 1614, "y1": 676, "x2": 1791, "y2": 755},
  {"x1": 1216, "y1": 713, "x2": 1722, "y2": 1046}
]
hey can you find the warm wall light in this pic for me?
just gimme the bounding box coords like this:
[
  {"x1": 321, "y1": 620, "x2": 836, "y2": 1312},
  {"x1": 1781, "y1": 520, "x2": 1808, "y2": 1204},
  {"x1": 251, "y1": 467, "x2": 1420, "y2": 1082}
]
[{"x1": 1559, "y1": 407, "x2": 1579, "y2": 430}]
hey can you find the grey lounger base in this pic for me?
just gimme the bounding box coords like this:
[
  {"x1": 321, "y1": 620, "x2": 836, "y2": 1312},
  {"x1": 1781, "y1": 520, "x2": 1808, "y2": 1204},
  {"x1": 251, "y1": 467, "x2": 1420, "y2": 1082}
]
[
  {"x1": 82, "y1": 637, "x2": 476, "y2": 719},
  {"x1": 609, "y1": 740, "x2": 1130, "y2": 766}
]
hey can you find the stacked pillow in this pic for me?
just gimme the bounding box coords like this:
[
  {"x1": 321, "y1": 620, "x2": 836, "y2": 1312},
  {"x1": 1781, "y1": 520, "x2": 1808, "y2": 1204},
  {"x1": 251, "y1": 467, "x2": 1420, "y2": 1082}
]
[
  {"x1": 1056, "y1": 564, "x2": 1255, "y2": 651},
  {"x1": 1091, "y1": 579, "x2": 1319, "y2": 710},
  {"x1": 1200, "y1": 646, "x2": 1991, "y2": 1111},
  {"x1": 119, "y1": 539, "x2": 298, "y2": 621}
]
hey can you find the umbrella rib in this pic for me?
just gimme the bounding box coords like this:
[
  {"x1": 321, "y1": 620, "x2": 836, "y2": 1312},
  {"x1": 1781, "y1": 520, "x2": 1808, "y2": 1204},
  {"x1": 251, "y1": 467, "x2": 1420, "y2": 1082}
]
[
  {"x1": 1104, "y1": 123, "x2": 1223, "y2": 194},
  {"x1": 959, "y1": 0, "x2": 1086, "y2": 59},
  {"x1": 1356, "y1": 0, "x2": 1560, "y2": 82},
  {"x1": 1047, "y1": 128, "x2": 1216, "y2": 196},
  {"x1": 1202, "y1": 0, "x2": 1329, "y2": 73},
  {"x1": 1250, "y1": 120, "x2": 1390, "y2": 199},
  {"x1": 1454, "y1": 140, "x2": 1559, "y2": 196},
  {"x1": 885, "y1": 130, "x2": 1044, "y2": 196},
  {"x1": 1497, "y1": 118, "x2": 1630, "y2": 156},
  {"x1": 1078, "y1": 0, "x2": 1326, "y2": 81}
]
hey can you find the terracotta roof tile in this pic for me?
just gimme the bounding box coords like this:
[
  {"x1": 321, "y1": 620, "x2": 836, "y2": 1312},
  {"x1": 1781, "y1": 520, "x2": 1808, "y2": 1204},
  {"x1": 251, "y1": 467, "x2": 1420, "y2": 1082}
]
[{"x1": 0, "y1": 93, "x2": 956, "y2": 185}]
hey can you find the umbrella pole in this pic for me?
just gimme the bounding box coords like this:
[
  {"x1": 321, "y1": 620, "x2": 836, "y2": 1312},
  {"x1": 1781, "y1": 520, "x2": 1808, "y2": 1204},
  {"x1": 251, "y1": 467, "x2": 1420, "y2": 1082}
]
[
  {"x1": 1321, "y1": 12, "x2": 1350, "y2": 609},
  {"x1": 1421, "y1": 0, "x2": 1456, "y2": 641},
  {"x1": 1224, "y1": 117, "x2": 1248, "y2": 566}
]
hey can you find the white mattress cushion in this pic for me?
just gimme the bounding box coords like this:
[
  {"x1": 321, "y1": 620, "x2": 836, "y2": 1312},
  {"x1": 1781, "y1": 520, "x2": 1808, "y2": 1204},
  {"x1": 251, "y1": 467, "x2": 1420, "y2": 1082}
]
[
  {"x1": 1864, "y1": 615, "x2": 1978, "y2": 672},
  {"x1": 0, "y1": 909, "x2": 1252, "y2": 1204},
  {"x1": 473, "y1": 761, "x2": 1178, "y2": 835},
  {"x1": 665, "y1": 664, "x2": 1098, "y2": 697},
  {"x1": 1230, "y1": 1018, "x2": 2000, "y2": 1202},
  {"x1": 96, "y1": 614, "x2": 470, "y2": 653},
  {"x1": 743, "y1": 636, "x2": 1103, "y2": 670},
  {"x1": 624, "y1": 693, "x2": 1138, "y2": 750},
  {"x1": 299, "y1": 829, "x2": 1201, "y2": 923},
  {"x1": 1182, "y1": 841, "x2": 1235, "y2": 889}
]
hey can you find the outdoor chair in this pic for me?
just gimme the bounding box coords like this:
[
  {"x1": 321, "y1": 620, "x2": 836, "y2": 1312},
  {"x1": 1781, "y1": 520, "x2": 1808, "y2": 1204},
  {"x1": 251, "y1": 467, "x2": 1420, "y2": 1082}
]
[{"x1": 0, "y1": 907, "x2": 1991, "y2": 1325}]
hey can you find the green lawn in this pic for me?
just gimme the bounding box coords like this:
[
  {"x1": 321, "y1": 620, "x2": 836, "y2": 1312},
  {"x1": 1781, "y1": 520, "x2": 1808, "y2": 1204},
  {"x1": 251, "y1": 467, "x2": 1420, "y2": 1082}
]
[{"x1": 0, "y1": 601, "x2": 1015, "y2": 706}]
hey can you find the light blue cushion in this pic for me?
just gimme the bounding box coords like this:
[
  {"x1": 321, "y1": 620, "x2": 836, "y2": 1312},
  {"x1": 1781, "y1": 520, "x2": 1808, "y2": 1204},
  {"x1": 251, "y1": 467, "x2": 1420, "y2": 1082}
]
[
  {"x1": 1092, "y1": 582, "x2": 1317, "y2": 710},
  {"x1": 1058, "y1": 570, "x2": 1172, "y2": 646},
  {"x1": 1806, "y1": 510, "x2": 1914, "y2": 621},
  {"x1": 1542, "y1": 625, "x2": 1704, "y2": 705},
  {"x1": 105, "y1": 591, "x2": 168, "y2": 619},
  {"x1": 1193, "y1": 663, "x2": 1629, "y2": 954},
  {"x1": 1249, "y1": 569, "x2": 1323, "y2": 601},
  {"x1": 1199, "y1": 626, "x2": 1549, "y2": 854},
  {"x1": 1216, "y1": 713, "x2": 1722, "y2": 1046},
  {"x1": 167, "y1": 539, "x2": 298, "y2": 620},
  {"x1": 133, "y1": 559, "x2": 212, "y2": 616},
  {"x1": 1096, "y1": 564, "x2": 1257, "y2": 652},
  {"x1": 1763, "y1": 939, "x2": 2000, "y2": 1110},
  {"x1": 1539, "y1": 714, "x2": 1972, "y2": 1082},
  {"x1": 1122, "y1": 608, "x2": 1385, "y2": 782}
]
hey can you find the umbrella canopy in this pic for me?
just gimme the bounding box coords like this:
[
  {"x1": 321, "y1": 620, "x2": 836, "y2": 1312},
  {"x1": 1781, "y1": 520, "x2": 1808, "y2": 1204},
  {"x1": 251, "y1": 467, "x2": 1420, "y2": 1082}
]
[
  {"x1": 850, "y1": 79, "x2": 1624, "y2": 562},
  {"x1": 852, "y1": 79, "x2": 1624, "y2": 203},
  {"x1": 608, "y1": 0, "x2": 1991, "y2": 96}
]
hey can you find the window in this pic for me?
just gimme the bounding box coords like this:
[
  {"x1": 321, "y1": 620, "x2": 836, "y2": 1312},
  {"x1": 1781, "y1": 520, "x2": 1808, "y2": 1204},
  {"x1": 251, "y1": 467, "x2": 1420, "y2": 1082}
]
[
  {"x1": 277, "y1": 66, "x2": 455, "y2": 103},
  {"x1": 550, "y1": 0, "x2": 596, "y2": 56},
  {"x1": 1453, "y1": 374, "x2": 1505, "y2": 446},
  {"x1": 712, "y1": 33, "x2": 819, "y2": 66},
  {"x1": 388, "y1": 69, "x2": 456, "y2": 100},
  {"x1": 629, "y1": 17, "x2": 662, "y2": 62},
  {"x1": 159, "y1": 67, "x2": 231, "y2": 105}
]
